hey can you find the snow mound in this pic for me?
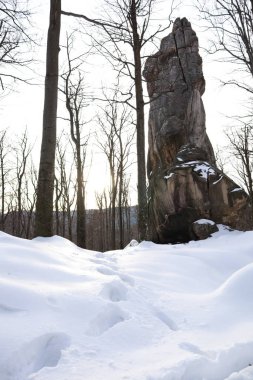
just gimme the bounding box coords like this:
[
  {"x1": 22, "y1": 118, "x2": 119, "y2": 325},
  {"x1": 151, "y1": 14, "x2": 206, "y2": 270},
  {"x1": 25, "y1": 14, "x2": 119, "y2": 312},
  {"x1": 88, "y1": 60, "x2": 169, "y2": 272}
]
[
  {"x1": 0, "y1": 333, "x2": 70, "y2": 380},
  {"x1": 153, "y1": 342, "x2": 253, "y2": 380},
  {"x1": 215, "y1": 263, "x2": 253, "y2": 300},
  {"x1": 1, "y1": 229, "x2": 253, "y2": 379}
]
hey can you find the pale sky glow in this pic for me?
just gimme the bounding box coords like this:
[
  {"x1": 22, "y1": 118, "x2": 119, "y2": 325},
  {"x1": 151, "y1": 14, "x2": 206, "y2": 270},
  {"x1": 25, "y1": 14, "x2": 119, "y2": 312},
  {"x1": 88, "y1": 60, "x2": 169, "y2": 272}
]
[{"x1": 1, "y1": 0, "x2": 248, "y2": 208}]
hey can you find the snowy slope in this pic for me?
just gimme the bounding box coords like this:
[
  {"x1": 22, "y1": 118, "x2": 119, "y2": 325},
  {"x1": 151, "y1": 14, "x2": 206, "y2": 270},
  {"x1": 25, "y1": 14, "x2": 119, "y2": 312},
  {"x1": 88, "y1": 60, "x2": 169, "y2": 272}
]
[{"x1": 0, "y1": 227, "x2": 253, "y2": 380}]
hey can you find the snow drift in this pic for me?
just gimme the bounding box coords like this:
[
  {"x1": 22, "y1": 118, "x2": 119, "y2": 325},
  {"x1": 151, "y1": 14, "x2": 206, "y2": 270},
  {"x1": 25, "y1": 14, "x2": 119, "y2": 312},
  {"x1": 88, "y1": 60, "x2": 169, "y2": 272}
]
[{"x1": 0, "y1": 226, "x2": 253, "y2": 379}]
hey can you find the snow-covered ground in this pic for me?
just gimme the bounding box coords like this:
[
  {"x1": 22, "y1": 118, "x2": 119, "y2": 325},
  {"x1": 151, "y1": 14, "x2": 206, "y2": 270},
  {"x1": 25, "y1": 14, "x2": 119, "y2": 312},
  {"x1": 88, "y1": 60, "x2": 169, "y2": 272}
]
[{"x1": 1, "y1": 226, "x2": 253, "y2": 380}]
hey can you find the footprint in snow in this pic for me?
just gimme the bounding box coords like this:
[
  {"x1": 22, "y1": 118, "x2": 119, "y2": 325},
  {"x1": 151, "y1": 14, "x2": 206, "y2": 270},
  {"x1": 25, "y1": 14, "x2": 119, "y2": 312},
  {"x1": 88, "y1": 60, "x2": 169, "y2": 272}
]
[
  {"x1": 90, "y1": 258, "x2": 118, "y2": 270},
  {"x1": 96, "y1": 265, "x2": 116, "y2": 276},
  {"x1": 0, "y1": 303, "x2": 26, "y2": 314},
  {"x1": 153, "y1": 309, "x2": 179, "y2": 331},
  {"x1": 86, "y1": 304, "x2": 129, "y2": 336},
  {"x1": 0, "y1": 332, "x2": 70, "y2": 380},
  {"x1": 179, "y1": 342, "x2": 210, "y2": 356},
  {"x1": 118, "y1": 273, "x2": 135, "y2": 286},
  {"x1": 96, "y1": 266, "x2": 135, "y2": 286},
  {"x1": 99, "y1": 280, "x2": 128, "y2": 302},
  {"x1": 94, "y1": 252, "x2": 117, "y2": 262},
  {"x1": 46, "y1": 296, "x2": 60, "y2": 309}
]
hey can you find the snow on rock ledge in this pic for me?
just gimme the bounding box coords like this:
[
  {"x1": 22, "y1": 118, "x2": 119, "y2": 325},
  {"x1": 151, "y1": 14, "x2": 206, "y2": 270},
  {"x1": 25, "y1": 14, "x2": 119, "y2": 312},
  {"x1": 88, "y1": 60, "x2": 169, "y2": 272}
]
[
  {"x1": 192, "y1": 219, "x2": 219, "y2": 240},
  {"x1": 147, "y1": 144, "x2": 251, "y2": 243}
]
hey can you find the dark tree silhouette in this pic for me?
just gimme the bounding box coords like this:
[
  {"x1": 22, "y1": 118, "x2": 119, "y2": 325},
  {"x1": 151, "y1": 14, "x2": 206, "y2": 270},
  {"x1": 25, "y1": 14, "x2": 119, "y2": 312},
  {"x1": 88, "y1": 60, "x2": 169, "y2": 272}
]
[{"x1": 35, "y1": 0, "x2": 61, "y2": 237}]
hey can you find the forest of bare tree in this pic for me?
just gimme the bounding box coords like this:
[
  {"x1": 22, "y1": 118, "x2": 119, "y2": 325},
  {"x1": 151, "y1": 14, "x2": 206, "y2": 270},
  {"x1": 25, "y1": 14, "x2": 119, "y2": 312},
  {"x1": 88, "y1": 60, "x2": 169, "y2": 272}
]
[{"x1": 1, "y1": 0, "x2": 253, "y2": 250}]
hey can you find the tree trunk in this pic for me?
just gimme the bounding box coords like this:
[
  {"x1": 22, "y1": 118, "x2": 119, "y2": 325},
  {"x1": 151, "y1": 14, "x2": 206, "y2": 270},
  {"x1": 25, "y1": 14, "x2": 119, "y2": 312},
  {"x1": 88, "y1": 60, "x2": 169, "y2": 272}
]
[
  {"x1": 35, "y1": 0, "x2": 61, "y2": 237},
  {"x1": 67, "y1": 206, "x2": 73, "y2": 241},
  {"x1": 1, "y1": 156, "x2": 5, "y2": 231},
  {"x1": 118, "y1": 162, "x2": 124, "y2": 248},
  {"x1": 76, "y1": 144, "x2": 86, "y2": 248},
  {"x1": 111, "y1": 180, "x2": 116, "y2": 250},
  {"x1": 131, "y1": 2, "x2": 147, "y2": 240},
  {"x1": 54, "y1": 176, "x2": 60, "y2": 235}
]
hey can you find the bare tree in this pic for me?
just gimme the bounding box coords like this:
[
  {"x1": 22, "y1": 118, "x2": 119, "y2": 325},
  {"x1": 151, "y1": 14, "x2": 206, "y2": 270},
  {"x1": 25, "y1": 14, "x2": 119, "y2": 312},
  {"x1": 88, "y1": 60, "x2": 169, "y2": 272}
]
[
  {"x1": 0, "y1": 129, "x2": 37, "y2": 238},
  {"x1": 35, "y1": 0, "x2": 61, "y2": 237},
  {"x1": 55, "y1": 145, "x2": 63, "y2": 237},
  {"x1": 24, "y1": 161, "x2": 37, "y2": 239},
  {"x1": 199, "y1": 0, "x2": 253, "y2": 221},
  {"x1": 0, "y1": 129, "x2": 11, "y2": 230},
  {"x1": 61, "y1": 0, "x2": 175, "y2": 240},
  {"x1": 122, "y1": 177, "x2": 132, "y2": 242},
  {"x1": 214, "y1": 144, "x2": 229, "y2": 174},
  {"x1": 199, "y1": 0, "x2": 253, "y2": 94},
  {"x1": 0, "y1": 0, "x2": 33, "y2": 90},
  {"x1": 95, "y1": 190, "x2": 110, "y2": 251},
  {"x1": 225, "y1": 121, "x2": 253, "y2": 209},
  {"x1": 54, "y1": 135, "x2": 76, "y2": 241},
  {"x1": 60, "y1": 35, "x2": 89, "y2": 248},
  {"x1": 55, "y1": 136, "x2": 65, "y2": 237},
  {"x1": 96, "y1": 89, "x2": 134, "y2": 249},
  {"x1": 13, "y1": 129, "x2": 32, "y2": 236},
  {"x1": 114, "y1": 106, "x2": 135, "y2": 248},
  {"x1": 96, "y1": 112, "x2": 119, "y2": 250}
]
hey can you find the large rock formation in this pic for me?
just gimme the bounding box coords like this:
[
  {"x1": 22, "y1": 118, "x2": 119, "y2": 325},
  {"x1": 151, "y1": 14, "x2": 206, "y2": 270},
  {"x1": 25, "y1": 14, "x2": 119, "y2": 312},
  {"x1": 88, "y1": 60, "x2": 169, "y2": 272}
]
[{"x1": 143, "y1": 17, "x2": 251, "y2": 243}]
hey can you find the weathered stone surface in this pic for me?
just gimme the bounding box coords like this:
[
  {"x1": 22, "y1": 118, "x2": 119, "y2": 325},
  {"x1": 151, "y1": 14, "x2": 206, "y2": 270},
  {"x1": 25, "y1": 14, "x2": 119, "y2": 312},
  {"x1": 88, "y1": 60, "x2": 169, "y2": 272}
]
[
  {"x1": 143, "y1": 17, "x2": 215, "y2": 176},
  {"x1": 148, "y1": 144, "x2": 251, "y2": 243},
  {"x1": 144, "y1": 18, "x2": 252, "y2": 243},
  {"x1": 192, "y1": 219, "x2": 219, "y2": 240}
]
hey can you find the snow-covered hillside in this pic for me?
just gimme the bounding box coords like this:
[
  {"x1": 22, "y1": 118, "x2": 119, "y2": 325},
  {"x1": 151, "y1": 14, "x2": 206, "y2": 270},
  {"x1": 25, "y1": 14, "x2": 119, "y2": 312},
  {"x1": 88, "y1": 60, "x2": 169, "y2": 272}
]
[{"x1": 1, "y1": 226, "x2": 253, "y2": 380}]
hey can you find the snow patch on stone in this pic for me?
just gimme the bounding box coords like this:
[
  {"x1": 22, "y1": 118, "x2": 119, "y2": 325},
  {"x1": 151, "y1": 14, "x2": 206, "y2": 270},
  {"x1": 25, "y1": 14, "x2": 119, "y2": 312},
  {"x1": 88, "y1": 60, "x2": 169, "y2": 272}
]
[
  {"x1": 231, "y1": 188, "x2": 243, "y2": 193},
  {"x1": 195, "y1": 219, "x2": 216, "y2": 225}
]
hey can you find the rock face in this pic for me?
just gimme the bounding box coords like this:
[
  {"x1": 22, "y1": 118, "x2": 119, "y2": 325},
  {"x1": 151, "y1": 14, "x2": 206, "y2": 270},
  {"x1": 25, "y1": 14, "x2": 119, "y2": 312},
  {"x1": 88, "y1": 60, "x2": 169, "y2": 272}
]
[{"x1": 143, "y1": 17, "x2": 251, "y2": 243}]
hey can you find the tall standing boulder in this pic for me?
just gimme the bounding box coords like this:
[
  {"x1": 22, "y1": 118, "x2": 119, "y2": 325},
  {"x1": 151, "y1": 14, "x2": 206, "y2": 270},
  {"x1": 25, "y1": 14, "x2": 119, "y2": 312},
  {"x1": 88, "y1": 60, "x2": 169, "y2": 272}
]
[{"x1": 143, "y1": 17, "x2": 251, "y2": 243}]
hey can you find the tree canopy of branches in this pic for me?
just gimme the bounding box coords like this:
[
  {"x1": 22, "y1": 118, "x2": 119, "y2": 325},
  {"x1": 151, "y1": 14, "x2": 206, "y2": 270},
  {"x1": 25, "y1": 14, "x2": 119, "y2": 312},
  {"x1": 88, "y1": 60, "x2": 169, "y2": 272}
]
[
  {"x1": 199, "y1": 0, "x2": 253, "y2": 94},
  {"x1": 0, "y1": 129, "x2": 10, "y2": 231},
  {"x1": 62, "y1": 0, "x2": 174, "y2": 240},
  {"x1": 225, "y1": 121, "x2": 253, "y2": 211},
  {"x1": 0, "y1": 129, "x2": 37, "y2": 238},
  {"x1": 199, "y1": 1, "x2": 253, "y2": 210},
  {"x1": 0, "y1": 0, "x2": 33, "y2": 90}
]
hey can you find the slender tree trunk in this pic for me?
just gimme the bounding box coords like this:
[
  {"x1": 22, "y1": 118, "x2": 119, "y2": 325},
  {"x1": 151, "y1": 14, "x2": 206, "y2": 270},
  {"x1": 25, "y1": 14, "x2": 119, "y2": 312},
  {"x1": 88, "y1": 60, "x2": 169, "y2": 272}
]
[
  {"x1": 101, "y1": 209, "x2": 104, "y2": 251},
  {"x1": 126, "y1": 205, "x2": 131, "y2": 241},
  {"x1": 26, "y1": 197, "x2": 35, "y2": 239},
  {"x1": 133, "y1": 46, "x2": 147, "y2": 241},
  {"x1": 105, "y1": 195, "x2": 109, "y2": 250},
  {"x1": 54, "y1": 176, "x2": 60, "y2": 235},
  {"x1": 118, "y1": 165, "x2": 124, "y2": 248},
  {"x1": 11, "y1": 205, "x2": 16, "y2": 235},
  {"x1": 67, "y1": 206, "x2": 73, "y2": 241},
  {"x1": 111, "y1": 181, "x2": 116, "y2": 250},
  {"x1": 131, "y1": 1, "x2": 147, "y2": 241},
  {"x1": 62, "y1": 205, "x2": 66, "y2": 237},
  {"x1": 118, "y1": 193, "x2": 123, "y2": 247},
  {"x1": 35, "y1": 0, "x2": 61, "y2": 237},
  {"x1": 76, "y1": 144, "x2": 86, "y2": 248},
  {"x1": 1, "y1": 156, "x2": 5, "y2": 231},
  {"x1": 17, "y1": 179, "x2": 22, "y2": 236}
]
